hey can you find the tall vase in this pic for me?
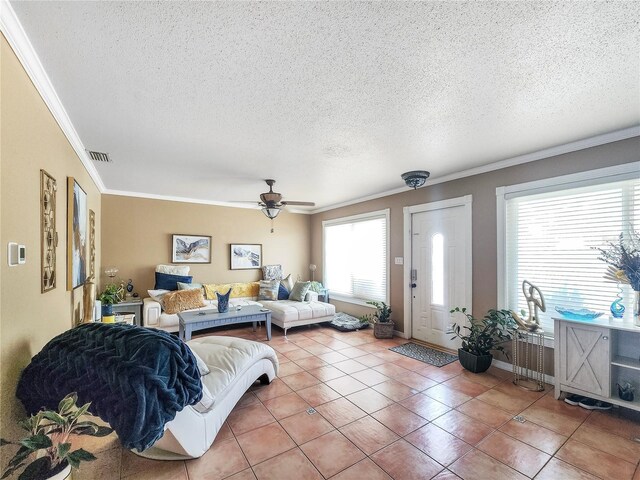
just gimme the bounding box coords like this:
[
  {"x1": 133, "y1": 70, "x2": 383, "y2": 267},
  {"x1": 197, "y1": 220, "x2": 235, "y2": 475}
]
[
  {"x1": 83, "y1": 281, "x2": 96, "y2": 323},
  {"x1": 217, "y1": 288, "x2": 232, "y2": 313}
]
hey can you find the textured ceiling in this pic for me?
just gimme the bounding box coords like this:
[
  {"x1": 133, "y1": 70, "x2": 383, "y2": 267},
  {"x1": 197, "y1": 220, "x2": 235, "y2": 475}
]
[{"x1": 10, "y1": 1, "x2": 640, "y2": 210}]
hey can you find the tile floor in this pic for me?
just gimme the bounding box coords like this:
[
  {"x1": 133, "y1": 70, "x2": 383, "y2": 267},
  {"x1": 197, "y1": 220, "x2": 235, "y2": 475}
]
[{"x1": 77, "y1": 324, "x2": 640, "y2": 480}]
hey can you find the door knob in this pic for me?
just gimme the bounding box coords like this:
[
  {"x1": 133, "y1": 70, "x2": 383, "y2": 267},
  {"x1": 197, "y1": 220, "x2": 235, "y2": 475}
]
[{"x1": 411, "y1": 283, "x2": 417, "y2": 288}]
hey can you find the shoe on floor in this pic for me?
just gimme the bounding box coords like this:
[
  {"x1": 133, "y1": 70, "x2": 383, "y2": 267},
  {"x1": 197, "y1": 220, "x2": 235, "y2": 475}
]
[
  {"x1": 578, "y1": 398, "x2": 613, "y2": 410},
  {"x1": 564, "y1": 394, "x2": 586, "y2": 406}
]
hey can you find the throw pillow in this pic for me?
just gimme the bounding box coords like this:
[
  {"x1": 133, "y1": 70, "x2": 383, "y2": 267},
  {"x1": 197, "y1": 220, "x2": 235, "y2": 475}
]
[
  {"x1": 281, "y1": 274, "x2": 295, "y2": 292},
  {"x1": 147, "y1": 289, "x2": 170, "y2": 305},
  {"x1": 258, "y1": 280, "x2": 279, "y2": 301},
  {"x1": 189, "y1": 348, "x2": 210, "y2": 376},
  {"x1": 177, "y1": 281, "x2": 203, "y2": 291},
  {"x1": 156, "y1": 264, "x2": 190, "y2": 276},
  {"x1": 203, "y1": 282, "x2": 260, "y2": 300},
  {"x1": 289, "y1": 281, "x2": 311, "y2": 302},
  {"x1": 162, "y1": 289, "x2": 206, "y2": 314},
  {"x1": 262, "y1": 264, "x2": 283, "y2": 281},
  {"x1": 155, "y1": 272, "x2": 193, "y2": 291},
  {"x1": 277, "y1": 283, "x2": 290, "y2": 300}
]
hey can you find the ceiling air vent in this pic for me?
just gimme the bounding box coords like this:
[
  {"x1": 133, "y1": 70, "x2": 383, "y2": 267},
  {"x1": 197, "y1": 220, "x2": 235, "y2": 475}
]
[{"x1": 86, "y1": 150, "x2": 112, "y2": 163}]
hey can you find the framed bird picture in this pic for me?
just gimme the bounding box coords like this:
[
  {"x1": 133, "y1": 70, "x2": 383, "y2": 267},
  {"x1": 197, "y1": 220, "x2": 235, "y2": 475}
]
[{"x1": 171, "y1": 234, "x2": 212, "y2": 263}]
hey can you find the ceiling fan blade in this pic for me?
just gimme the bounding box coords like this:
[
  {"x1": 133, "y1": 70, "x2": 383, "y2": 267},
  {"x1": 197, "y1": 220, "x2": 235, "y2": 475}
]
[{"x1": 282, "y1": 201, "x2": 316, "y2": 206}]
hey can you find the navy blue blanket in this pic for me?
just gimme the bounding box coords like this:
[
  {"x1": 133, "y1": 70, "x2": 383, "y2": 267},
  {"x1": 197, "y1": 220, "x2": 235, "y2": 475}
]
[{"x1": 16, "y1": 323, "x2": 202, "y2": 451}]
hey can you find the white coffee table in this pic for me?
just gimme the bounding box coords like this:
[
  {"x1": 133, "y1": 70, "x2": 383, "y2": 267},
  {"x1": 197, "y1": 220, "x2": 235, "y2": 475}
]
[{"x1": 178, "y1": 305, "x2": 272, "y2": 341}]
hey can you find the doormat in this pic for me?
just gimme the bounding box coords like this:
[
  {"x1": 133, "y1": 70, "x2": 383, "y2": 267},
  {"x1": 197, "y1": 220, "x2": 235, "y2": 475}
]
[
  {"x1": 325, "y1": 312, "x2": 370, "y2": 332},
  {"x1": 389, "y1": 343, "x2": 458, "y2": 367}
]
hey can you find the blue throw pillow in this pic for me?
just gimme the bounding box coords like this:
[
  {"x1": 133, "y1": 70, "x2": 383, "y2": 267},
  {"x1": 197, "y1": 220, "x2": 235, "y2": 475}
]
[
  {"x1": 277, "y1": 283, "x2": 289, "y2": 300},
  {"x1": 155, "y1": 272, "x2": 192, "y2": 291}
]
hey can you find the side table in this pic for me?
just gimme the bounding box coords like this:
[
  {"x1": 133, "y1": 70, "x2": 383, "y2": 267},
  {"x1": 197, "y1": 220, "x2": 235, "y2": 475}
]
[
  {"x1": 512, "y1": 327, "x2": 545, "y2": 391},
  {"x1": 317, "y1": 288, "x2": 330, "y2": 303},
  {"x1": 112, "y1": 298, "x2": 143, "y2": 326}
]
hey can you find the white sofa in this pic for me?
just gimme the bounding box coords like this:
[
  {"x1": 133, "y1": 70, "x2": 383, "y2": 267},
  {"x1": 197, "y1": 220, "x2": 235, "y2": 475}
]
[{"x1": 143, "y1": 291, "x2": 336, "y2": 336}]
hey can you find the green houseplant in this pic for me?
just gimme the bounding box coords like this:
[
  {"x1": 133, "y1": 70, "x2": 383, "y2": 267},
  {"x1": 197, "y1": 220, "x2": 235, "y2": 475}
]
[
  {"x1": 98, "y1": 284, "x2": 120, "y2": 316},
  {"x1": 1, "y1": 392, "x2": 113, "y2": 480},
  {"x1": 448, "y1": 307, "x2": 516, "y2": 373},
  {"x1": 360, "y1": 301, "x2": 394, "y2": 339}
]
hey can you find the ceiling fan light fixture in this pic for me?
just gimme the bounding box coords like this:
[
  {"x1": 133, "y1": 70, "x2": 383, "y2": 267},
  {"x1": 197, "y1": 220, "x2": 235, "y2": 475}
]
[
  {"x1": 262, "y1": 206, "x2": 281, "y2": 220},
  {"x1": 401, "y1": 170, "x2": 430, "y2": 189}
]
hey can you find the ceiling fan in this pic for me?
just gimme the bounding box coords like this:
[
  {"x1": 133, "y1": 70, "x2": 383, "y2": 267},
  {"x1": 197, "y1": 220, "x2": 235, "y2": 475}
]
[{"x1": 245, "y1": 179, "x2": 315, "y2": 231}]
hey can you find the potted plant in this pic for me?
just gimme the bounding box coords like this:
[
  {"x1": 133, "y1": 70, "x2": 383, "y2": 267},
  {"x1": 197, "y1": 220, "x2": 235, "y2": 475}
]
[
  {"x1": 448, "y1": 307, "x2": 516, "y2": 373},
  {"x1": 98, "y1": 284, "x2": 120, "y2": 317},
  {"x1": 360, "y1": 301, "x2": 394, "y2": 339},
  {"x1": 1, "y1": 392, "x2": 113, "y2": 480}
]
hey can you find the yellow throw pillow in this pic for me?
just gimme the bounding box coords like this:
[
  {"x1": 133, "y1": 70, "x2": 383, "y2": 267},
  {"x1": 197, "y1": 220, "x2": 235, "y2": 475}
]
[
  {"x1": 163, "y1": 289, "x2": 206, "y2": 314},
  {"x1": 204, "y1": 282, "x2": 259, "y2": 300}
]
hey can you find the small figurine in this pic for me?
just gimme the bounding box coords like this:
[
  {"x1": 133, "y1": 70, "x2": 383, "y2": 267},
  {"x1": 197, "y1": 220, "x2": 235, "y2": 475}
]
[
  {"x1": 511, "y1": 280, "x2": 546, "y2": 331},
  {"x1": 126, "y1": 279, "x2": 134, "y2": 293}
]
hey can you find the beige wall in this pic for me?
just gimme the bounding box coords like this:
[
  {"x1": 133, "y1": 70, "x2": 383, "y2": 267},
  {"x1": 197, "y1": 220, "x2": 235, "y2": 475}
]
[
  {"x1": 311, "y1": 137, "x2": 639, "y2": 370},
  {"x1": 101, "y1": 195, "x2": 311, "y2": 293},
  {"x1": 0, "y1": 36, "x2": 102, "y2": 440}
]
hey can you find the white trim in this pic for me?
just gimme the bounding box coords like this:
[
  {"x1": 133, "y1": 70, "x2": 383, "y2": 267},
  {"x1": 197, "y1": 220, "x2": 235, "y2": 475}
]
[
  {"x1": 322, "y1": 208, "x2": 390, "y2": 304},
  {"x1": 0, "y1": 0, "x2": 105, "y2": 192},
  {"x1": 402, "y1": 195, "x2": 473, "y2": 341},
  {"x1": 495, "y1": 162, "x2": 640, "y2": 343},
  {"x1": 393, "y1": 329, "x2": 410, "y2": 339},
  {"x1": 499, "y1": 161, "x2": 640, "y2": 199},
  {"x1": 492, "y1": 358, "x2": 555, "y2": 385},
  {"x1": 311, "y1": 128, "x2": 639, "y2": 214}
]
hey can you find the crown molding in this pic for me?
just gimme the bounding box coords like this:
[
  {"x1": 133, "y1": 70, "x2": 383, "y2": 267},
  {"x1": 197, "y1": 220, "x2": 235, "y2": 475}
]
[
  {"x1": 310, "y1": 126, "x2": 640, "y2": 214},
  {"x1": 0, "y1": 0, "x2": 105, "y2": 192}
]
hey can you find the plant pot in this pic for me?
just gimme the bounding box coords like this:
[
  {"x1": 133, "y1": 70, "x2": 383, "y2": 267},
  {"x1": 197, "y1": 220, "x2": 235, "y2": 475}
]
[
  {"x1": 458, "y1": 348, "x2": 493, "y2": 373},
  {"x1": 101, "y1": 303, "x2": 113, "y2": 316},
  {"x1": 48, "y1": 462, "x2": 71, "y2": 480},
  {"x1": 374, "y1": 322, "x2": 394, "y2": 339}
]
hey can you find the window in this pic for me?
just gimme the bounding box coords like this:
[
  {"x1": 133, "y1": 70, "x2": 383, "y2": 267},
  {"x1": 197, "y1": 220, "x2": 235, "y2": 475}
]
[
  {"x1": 323, "y1": 209, "x2": 389, "y2": 304},
  {"x1": 431, "y1": 233, "x2": 444, "y2": 305},
  {"x1": 498, "y1": 164, "x2": 639, "y2": 338}
]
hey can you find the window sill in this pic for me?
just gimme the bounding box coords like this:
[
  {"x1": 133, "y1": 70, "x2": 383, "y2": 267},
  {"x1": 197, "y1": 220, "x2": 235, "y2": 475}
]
[{"x1": 329, "y1": 294, "x2": 385, "y2": 308}]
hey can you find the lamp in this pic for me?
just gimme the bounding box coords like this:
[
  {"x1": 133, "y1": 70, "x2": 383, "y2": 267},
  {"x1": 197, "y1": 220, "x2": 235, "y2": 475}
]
[
  {"x1": 401, "y1": 170, "x2": 430, "y2": 189},
  {"x1": 261, "y1": 207, "x2": 281, "y2": 220},
  {"x1": 309, "y1": 264, "x2": 317, "y2": 281}
]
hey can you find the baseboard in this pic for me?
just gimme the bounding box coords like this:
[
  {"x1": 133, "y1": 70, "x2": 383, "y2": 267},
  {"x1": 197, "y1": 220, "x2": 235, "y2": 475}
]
[
  {"x1": 492, "y1": 358, "x2": 556, "y2": 385},
  {"x1": 393, "y1": 329, "x2": 410, "y2": 339}
]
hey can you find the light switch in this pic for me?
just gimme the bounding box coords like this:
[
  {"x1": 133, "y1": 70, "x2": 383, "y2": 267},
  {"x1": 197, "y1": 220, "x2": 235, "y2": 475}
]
[{"x1": 394, "y1": 257, "x2": 403, "y2": 265}]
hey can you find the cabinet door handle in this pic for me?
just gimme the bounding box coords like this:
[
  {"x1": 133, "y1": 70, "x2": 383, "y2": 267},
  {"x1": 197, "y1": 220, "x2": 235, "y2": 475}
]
[{"x1": 602, "y1": 336, "x2": 609, "y2": 340}]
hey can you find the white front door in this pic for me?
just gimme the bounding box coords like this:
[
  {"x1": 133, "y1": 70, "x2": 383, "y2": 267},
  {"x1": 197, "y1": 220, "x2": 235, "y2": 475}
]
[{"x1": 410, "y1": 205, "x2": 469, "y2": 349}]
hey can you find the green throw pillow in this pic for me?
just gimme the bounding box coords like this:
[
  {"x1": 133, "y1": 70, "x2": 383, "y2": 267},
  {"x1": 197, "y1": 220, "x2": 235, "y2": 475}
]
[
  {"x1": 289, "y1": 281, "x2": 311, "y2": 302},
  {"x1": 177, "y1": 281, "x2": 203, "y2": 291}
]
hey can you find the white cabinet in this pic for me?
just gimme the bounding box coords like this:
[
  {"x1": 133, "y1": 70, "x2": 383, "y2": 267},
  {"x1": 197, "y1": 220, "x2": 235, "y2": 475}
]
[
  {"x1": 557, "y1": 322, "x2": 609, "y2": 397},
  {"x1": 554, "y1": 317, "x2": 640, "y2": 412}
]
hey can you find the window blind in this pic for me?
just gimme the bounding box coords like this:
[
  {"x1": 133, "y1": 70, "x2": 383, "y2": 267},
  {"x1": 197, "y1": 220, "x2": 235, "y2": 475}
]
[
  {"x1": 323, "y1": 211, "x2": 388, "y2": 303},
  {"x1": 505, "y1": 178, "x2": 639, "y2": 335}
]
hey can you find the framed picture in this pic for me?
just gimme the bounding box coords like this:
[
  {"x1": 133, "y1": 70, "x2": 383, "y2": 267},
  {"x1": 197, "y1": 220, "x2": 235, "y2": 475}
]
[
  {"x1": 67, "y1": 177, "x2": 87, "y2": 290},
  {"x1": 230, "y1": 244, "x2": 262, "y2": 270},
  {"x1": 172, "y1": 234, "x2": 211, "y2": 263}
]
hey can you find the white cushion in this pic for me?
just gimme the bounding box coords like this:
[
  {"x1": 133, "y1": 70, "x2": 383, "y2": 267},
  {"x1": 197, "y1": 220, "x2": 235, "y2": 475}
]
[
  {"x1": 156, "y1": 264, "x2": 190, "y2": 275},
  {"x1": 188, "y1": 336, "x2": 279, "y2": 400},
  {"x1": 189, "y1": 348, "x2": 210, "y2": 376},
  {"x1": 260, "y1": 300, "x2": 335, "y2": 322}
]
